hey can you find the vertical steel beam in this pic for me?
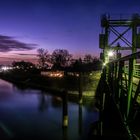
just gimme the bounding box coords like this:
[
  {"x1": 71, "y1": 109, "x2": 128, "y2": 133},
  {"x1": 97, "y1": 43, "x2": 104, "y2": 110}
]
[
  {"x1": 127, "y1": 58, "x2": 134, "y2": 118},
  {"x1": 126, "y1": 22, "x2": 137, "y2": 118},
  {"x1": 117, "y1": 61, "x2": 124, "y2": 104}
]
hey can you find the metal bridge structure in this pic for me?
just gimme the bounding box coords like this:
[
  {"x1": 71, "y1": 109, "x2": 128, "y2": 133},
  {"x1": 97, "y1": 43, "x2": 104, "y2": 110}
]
[{"x1": 97, "y1": 14, "x2": 140, "y2": 139}]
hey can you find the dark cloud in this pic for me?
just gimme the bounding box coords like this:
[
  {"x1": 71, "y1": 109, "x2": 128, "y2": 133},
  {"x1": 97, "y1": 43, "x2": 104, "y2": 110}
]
[
  {"x1": 15, "y1": 53, "x2": 37, "y2": 56},
  {"x1": 0, "y1": 35, "x2": 37, "y2": 52}
]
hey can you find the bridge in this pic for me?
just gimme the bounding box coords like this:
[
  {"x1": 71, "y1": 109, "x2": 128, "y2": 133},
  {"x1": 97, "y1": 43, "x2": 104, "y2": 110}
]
[
  {"x1": 92, "y1": 14, "x2": 140, "y2": 139},
  {"x1": 95, "y1": 51, "x2": 140, "y2": 139}
]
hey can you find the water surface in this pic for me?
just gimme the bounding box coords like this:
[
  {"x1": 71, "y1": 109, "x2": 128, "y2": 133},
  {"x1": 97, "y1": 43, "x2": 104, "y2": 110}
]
[{"x1": 0, "y1": 79, "x2": 99, "y2": 139}]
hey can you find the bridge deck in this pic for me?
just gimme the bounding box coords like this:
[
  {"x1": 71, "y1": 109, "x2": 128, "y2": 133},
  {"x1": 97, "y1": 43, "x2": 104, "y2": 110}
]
[
  {"x1": 88, "y1": 96, "x2": 130, "y2": 139},
  {"x1": 102, "y1": 96, "x2": 129, "y2": 139}
]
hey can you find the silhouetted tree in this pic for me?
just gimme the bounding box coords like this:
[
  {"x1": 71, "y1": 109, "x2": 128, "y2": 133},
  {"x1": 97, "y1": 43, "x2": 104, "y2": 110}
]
[
  {"x1": 71, "y1": 57, "x2": 102, "y2": 72},
  {"x1": 92, "y1": 57, "x2": 102, "y2": 70},
  {"x1": 84, "y1": 54, "x2": 93, "y2": 63},
  {"x1": 51, "y1": 49, "x2": 72, "y2": 70},
  {"x1": 71, "y1": 58, "x2": 83, "y2": 72},
  {"x1": 37, "y1": 48, "x2": 50, "y2": 69}
]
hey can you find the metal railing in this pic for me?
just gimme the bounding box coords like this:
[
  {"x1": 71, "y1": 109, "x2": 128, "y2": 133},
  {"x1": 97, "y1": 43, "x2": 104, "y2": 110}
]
[
  {"x1": 102, "y1": 51, "x2": 140, "y2": 139},
  {"x1": 124, "y1": 64, "x2": 140, "y2": 77}
]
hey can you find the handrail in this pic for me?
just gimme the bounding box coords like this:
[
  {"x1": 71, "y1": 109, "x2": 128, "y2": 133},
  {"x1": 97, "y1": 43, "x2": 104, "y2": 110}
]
[
  {"x1": 124, "y1": 64, "x2": 140, "y2": 78},
  {"x1": 102, "y1": 51, "x2": 140, "y2": 139},
  {"x1": 109, "y1": 51, "x2": 140, "y2": 63}
]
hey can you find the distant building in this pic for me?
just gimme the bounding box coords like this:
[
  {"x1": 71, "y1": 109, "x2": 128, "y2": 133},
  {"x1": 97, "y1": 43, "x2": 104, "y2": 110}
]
[{"x1": 41, "y1": 70, "x2": 64, "y2": 78}]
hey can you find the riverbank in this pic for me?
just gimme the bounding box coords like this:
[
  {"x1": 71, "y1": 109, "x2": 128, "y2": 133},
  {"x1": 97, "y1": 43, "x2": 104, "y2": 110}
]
[
  {"x1": 0, "y1": 70, "x2": 101, "y2": 100},
  {"x1": 0, "y1": 77, "x2": 99, "y2": 140}
]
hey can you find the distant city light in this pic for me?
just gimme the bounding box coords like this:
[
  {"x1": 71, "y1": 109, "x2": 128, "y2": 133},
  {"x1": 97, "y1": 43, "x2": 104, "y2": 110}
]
[{"x1": 1, "y1": 66, "x2": 12, "y2": 71}]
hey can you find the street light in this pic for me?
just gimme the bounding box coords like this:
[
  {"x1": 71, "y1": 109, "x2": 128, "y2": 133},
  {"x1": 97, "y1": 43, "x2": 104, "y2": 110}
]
[
  {"x1": 103, "y1": 62, "x2": 106, "y2": 66},
  {"x1": 102, "y1": 50, "x2": 115, "y2": 68},
  {"x1": 108, "y1": 50, "x2": 114, "y2": 57}
]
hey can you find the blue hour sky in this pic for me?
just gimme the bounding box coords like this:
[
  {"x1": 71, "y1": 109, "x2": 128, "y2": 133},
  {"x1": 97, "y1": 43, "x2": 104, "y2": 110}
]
[{"x1": 0, "y1": 0, "x2": 140, "y2": 64}]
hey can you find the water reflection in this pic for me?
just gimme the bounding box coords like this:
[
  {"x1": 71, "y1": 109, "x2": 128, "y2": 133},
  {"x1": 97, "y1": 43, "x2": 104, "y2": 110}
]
[
  {"x1": 38, "y1": 93, "x2": 62, "y2": 112},
  {"x1": 78, "y1": 104, "x2": 83, "y2": 135},
  {"x1": 0, "y1": 79, "x2": 98, "y2": 140},
  {"x1": 51, "y1": 96, "x2": 62, "y2": 107},
  {"x1": 0, "y1": 80, "x2": 13, "y2": 101},
  {"x1": 38, "y1": 92, "x2": 48, "y2": 112}
]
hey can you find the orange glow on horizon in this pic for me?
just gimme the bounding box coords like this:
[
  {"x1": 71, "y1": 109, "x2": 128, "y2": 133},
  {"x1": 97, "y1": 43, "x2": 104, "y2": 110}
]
[{"x1": 0, "y1": 51, "x2": 38, "y2": 65}]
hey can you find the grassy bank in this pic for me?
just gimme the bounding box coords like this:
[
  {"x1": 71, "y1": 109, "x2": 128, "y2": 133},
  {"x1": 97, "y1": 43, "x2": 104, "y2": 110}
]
[{"x1": 0, "y1": 70, "x2": 101, "y2": 99}]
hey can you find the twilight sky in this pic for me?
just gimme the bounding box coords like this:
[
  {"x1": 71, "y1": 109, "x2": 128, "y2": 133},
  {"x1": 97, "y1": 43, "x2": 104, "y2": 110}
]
[{"x1": 0, "y1": 0, "x2": 140, "y2": 64}]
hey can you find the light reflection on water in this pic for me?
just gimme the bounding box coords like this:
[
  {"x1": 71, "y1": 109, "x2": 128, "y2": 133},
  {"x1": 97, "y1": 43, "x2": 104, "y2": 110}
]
[{"x1": 0, "y1": 79, "x2": 99, "y2": 139}]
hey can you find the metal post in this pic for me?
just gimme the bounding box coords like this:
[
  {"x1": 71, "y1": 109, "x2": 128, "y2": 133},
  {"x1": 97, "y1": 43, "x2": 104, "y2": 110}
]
[
  {"x1": 117, "y1": 61, "x2": 124, "y2": 105},
  {"x1": 79, "y1": 72, "x2": 83, "y2": 104},
  {"x1": 126, "y1": 22, "x2": 137, "y2": 118},
  {"x1": 104, "y1": 26, "x2": 109, "y2": 81},
  {"x1": 114, "y1": 62, "x2": 118, "y2": 98},
  {"x1": 127, "y1": 58, "x2": 134, "y2": 118},
  {"x1": 62, "y1": 127, "x2": 68, "y2": 140},
  {"x1": 62, "y1": 91, "x2": 68, "y2": 127}
]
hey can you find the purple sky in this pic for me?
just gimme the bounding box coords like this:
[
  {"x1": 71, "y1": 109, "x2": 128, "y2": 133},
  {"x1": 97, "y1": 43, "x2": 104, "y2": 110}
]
[{"x1": 0, "y1": 0, "x2": 140, "y2": 64}]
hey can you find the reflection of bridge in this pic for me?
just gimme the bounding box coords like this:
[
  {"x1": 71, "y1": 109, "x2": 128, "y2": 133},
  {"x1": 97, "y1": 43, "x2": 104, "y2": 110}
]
[{"x1": 94, "y1": 14, "x2": 140, "y2": 139}]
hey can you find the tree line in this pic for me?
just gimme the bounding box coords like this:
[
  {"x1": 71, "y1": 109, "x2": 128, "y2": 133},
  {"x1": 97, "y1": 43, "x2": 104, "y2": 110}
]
[
  {"x1": 37, "y1": 48, "x2": 102, "y2": 71},
  {"x1": 12, "y1": 48, "x2": 102, "y2": 72}
]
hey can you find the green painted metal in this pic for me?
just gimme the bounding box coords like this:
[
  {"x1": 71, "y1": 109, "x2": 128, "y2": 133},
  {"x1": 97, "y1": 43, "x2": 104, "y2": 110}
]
[
  {"x1": 127, "y1": 58, "x2": 134, "y2": 117},
  {"x1": 100, "y1": 14, "x2": 140, "y2": 139},
  {"x1": 102, "y1": 51, "x2": 140, "y2": 139},
  {"x1": 100, "y1": 14, "x2": 140, "y2": 63},
  {"x1": 125, "y1": 64, "x2": 140, "y2": 77}
]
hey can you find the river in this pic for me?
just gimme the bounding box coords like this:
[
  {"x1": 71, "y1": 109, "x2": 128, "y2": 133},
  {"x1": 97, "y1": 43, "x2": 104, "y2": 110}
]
[{"x1": 0, "y1": 79, "x2": 99, "y2": 140}]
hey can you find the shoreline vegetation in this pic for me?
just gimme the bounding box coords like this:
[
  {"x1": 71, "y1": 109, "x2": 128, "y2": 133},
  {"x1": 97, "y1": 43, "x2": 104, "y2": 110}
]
[{"x1": 0, "y1": 70, "x2": 101, "y2": 101}]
